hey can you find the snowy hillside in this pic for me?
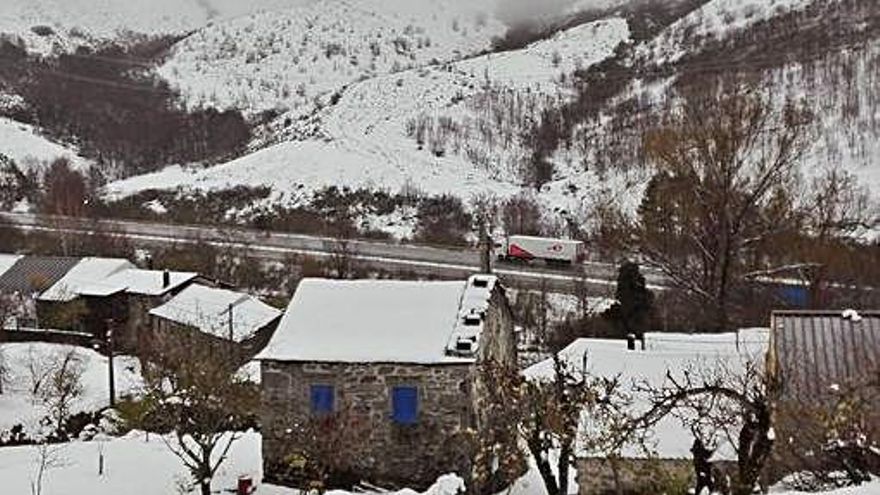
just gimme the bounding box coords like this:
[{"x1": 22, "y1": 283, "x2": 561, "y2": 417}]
[
  {"x1": 0, "y1": 0, "x2": 306, "y2": 55},
  {"x1": 0, "y1": 117, "x2": 91, "y2": 172},
  {"x1": 3, "y1": 0, "x2": 875, "y2": 239},
  {"x1": 107, "y1": 17, "x2": 631, "y2": 221},
  {"x1": 158, "y1": 0, "x2": 506, "y2": 115}
]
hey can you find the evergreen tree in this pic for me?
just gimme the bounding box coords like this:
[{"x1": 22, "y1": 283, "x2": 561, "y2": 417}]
[{"x1": 607, "y1": 261, "x2": 653, "y2": 339}]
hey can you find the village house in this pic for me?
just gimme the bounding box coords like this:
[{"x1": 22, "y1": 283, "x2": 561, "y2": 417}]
[
  {"x1": 768, "y1": 310, "x2": 880, "y2": 402},
  {"x1": 257, "y1": 274, "x2": 516, "y2": 490},
  {"x1": 148, "y1": 283, "x2": 282, "y2": 363},
  {"x1": 0, "y1": 254, "x2": 82, "y2": 329},
  {"x1": 767, "y1": 310, "x2": 880, "y2": 475},
  {"x1": 524, "y1": 330, "x2": 770, "y2": 495},
  {"x1": 35, "y1": 257, "x2": 204, "y2": 352}
]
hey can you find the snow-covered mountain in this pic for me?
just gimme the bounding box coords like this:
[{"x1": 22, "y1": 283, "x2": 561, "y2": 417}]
[
  {"x1": 1, "y1": 0, "x2": 877, "y2": 238},
  {"x1": 0, "y1": 0, "x2": 307, "y2": 55},
  {"x1": 107, "y1": 15, "x2": 632, "y2": 217},
  {"x1": 159, "y1": 0, "x2": 506, "y2": 115}
]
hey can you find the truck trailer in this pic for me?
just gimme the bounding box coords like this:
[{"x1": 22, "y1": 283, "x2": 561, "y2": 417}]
[{"x1": 495, "y1": 235, "x2": 585, "y2": 265}]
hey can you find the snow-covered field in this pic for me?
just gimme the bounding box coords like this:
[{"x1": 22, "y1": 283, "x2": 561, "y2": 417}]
[
  {"x1": 0, "y1": 118, "x2": 91, "y2": 172},
  {"x1": 0, "y1": 343, "x2": 142, "y2": 432}
]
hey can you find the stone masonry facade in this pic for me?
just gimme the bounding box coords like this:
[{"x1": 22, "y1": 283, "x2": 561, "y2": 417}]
[
  {"x1": 261, "y1": 280, "x2": 518, "y2": 490},
  {"x1": 261, "y1": 360, "x2": 478, "y2": 489}
]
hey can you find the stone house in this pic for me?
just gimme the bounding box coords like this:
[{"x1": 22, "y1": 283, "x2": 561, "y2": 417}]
[
  {"x1": 36, "y1": 257, "x2": 202, "y2": 352},
  {"x1": 257, "y1": 274, "x2": 516, "y2": 490},
  {"x1": 147, "y1": 283, "x2": 282, "y2": 363},
  {"x1": 0, "y1": 254, "x2": 81, "y2": 329}
]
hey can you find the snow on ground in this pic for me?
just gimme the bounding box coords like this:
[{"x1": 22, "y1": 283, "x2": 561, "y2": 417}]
[
  {"x1": 105, "y1": 139, "x2": 520, "y2": 205},
  {"x1": 771, "y1": 480, "x2": 880, "y2": 495},
  {"x1": 105, "y1": 17, "x2": 630, "y2": 222},
  {"x1": 0, "y1": 343, "x2": 143, "y2": 432},
  {"x1": 635, "y1": 0, "x2": 816, "y2": 64},
  {"x1": 0, "y1": 117, "x2": 91, "y2": 172},
  {"x1": 0, "y1": 429, "x2": 468, "y2": 495},
  {"x1": 0, "y1": 427, "x2": 877, "y2": 495},
  {"x1": 0, "y1": 0, "x2": 309, "y2": 55},
  {"x1": 158, "y1": 0, "x2": 506, "y2": 115}
]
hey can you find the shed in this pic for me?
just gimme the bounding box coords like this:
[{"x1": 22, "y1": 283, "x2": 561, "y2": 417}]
[
  {"x1": 769, "y1": 310, "x2": 880, "y2": 402},
  {"x1": 149, "y1": 284, "x2": 281, "y2": 359}
]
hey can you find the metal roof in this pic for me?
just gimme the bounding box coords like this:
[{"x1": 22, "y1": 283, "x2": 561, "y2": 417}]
[
  {"x1": 772, "y1": 310, "x2": 880, "y2": 402},
  {"x1": 0, "y1": 255, "x2": 81, "y2": 294}
]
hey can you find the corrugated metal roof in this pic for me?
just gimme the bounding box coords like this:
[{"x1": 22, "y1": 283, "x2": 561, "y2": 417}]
[
  {"x1": 0, "y1": 255, "x2": 81, "y2": 294},
  {"x1": 772, "y1": 310, "x2": 880, "y2": 402}
]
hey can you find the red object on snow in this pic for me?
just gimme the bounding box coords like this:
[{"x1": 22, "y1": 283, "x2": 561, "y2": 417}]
[
  {"x1": 508, "y1": 243, "x2": 534, "y2": 260},
  {"x1": 237, "y1": 476, "x2": 253, "y2": 495}
]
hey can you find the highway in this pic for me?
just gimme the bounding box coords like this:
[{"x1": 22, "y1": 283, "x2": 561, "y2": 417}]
[{"x1": 0, "y1": 212, "x2": 667, "y2": 295}]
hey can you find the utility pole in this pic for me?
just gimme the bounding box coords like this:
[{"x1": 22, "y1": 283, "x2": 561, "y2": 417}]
[
  {"x1": 105, "y1": 319, "x2": 116, "y2": 408},
  {"x1": 228, "y1": 303, "x2": 234, "y2": 342},
  {"x1": 478, "y1": 222, "x2": 492, "y2": 274}
]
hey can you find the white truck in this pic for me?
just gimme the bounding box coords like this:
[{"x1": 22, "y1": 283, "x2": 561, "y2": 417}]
[{"x1": 495, "y1": 235, "x2": 585, "y2": 265}]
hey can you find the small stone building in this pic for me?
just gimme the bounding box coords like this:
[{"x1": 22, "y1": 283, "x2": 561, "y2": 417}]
[
  {"x1": 148, "y1": 283, "x2": 282, "y2": 363},
  {"x1": 36, "y1": 257, "x2": 201, "y2": 352},
  {"x1": 0, "y1": 254, "x2": 81, "y2": 329},
  {"x1": 257, "y1": 274, "x2": 516, "y2": 490}
]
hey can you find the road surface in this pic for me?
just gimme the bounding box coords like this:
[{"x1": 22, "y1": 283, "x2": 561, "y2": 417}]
[{"x1": 0, "y1": 212, "x2": 667, "y2": 295}]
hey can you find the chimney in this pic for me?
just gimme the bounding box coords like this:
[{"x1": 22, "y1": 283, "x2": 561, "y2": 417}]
[
  {"x1": 162, "y1": 270, "x2": 171, "y2": 289},
  {"x1": 626, "y1": 333, "x2": 637, "y2": 351}
]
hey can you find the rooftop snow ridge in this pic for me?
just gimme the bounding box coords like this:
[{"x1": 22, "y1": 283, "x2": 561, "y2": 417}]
[{"x1": 445, "y1": 274, "x2": 498, "y2": 358}]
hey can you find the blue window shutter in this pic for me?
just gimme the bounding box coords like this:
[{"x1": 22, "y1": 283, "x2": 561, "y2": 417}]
[
  {"x1": 392, "y1": 386, "x2": 418, "y2": 425},
  {"x1": 310, "y1": 385, "x2": 334, "y2": 414}
]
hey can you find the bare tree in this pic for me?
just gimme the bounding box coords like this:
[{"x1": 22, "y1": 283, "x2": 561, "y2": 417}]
[
  {"x1": 30, "y1": 439, "x2": 67, "y2": 495},
  {"x1": 776, "y1": 369, "x2": 880, "y2": 490},
  {"x1": 638, "y1": 89, "x2": 811, "y2": 329},
  {"x1": 38, "y1": 349, "x2": 86, "y2": 435},
  {"x1": 480, "y1": 352, "x2": 630, "y2": 495},
  {"x1": 635, "y1": 358, "x2": 777, "y2": 495},
  {"x1": 324, "y1": 235, "x2": 358, "y2": 279},
  {"x1": 137, "y1": 335, "x2": 258, "y2": 495},
  {"x1": 0, "y1": 297, "x2": 11, "y2": 395}
]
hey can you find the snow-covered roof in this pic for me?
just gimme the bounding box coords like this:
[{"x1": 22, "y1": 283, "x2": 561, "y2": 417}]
[
  {"x1": 149, "y1": 284, "x2": 281, "y2": 342},
  {"x1": 524, "y1": 329, "x2": 770, "y2": 460},
  {"x1": 257, "y1": 275, "x2": 499, "y2": 364},
  {"x1": 38, "y1": 259, "x2": 197, "y2": 301},
  {"x1": 97, "y1": 269, "x2": 197, "y2": 296},
  {"x1": 39, "y1": 258, "x2": 134, "y2": 302},
  {"x1": 0, "y1": 254, "x2": 22, "y2": 279}
]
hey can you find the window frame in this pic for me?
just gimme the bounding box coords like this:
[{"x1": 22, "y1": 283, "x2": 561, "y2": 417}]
[
  {"x1": 309, "y1": 384, "x2": 335, "y2": 416},
  {"x1": 391, "y1": 385, "x2": 419, "y2": 425}
]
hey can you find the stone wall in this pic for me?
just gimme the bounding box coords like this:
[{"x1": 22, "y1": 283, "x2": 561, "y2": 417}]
[
  {"x1": 478, "y1": 285, "x2": 517, "y2": 367},
  {"x1": 577, "y1": 457, "x2": 694, "y2": 495},
  {"x1": 261, "y1": 360, "x2": 477, "y2": 490}
]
